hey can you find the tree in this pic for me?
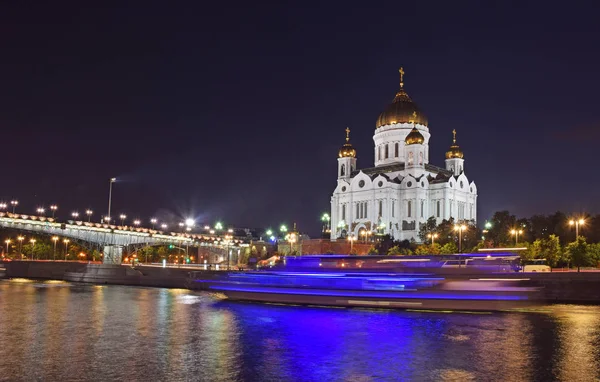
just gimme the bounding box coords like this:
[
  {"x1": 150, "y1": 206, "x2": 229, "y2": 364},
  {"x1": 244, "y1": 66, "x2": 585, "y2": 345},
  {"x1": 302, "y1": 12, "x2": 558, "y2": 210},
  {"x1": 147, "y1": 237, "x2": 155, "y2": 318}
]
[
  {"x1": 532, "y1": 234, "x2": 562, "y2": 268},
  {"x1": 414, "y1": 243, "x2": 441, "y2": 255},
  {"x1": 375, "y1": 234, "x2": 396, "y2": 255},
  {"x1": 487, "y1": 211, "x2": 517, "y2": 246},
  {"x1": 418, "y1": 216, "x2": 438, "y2": 242},
  {"x1": 367, "y1": 246, "x2": 378, "y2": 255},
  {"x1": 439, "y1": 242, "x2": 458, "y2": 255},
  {"x1": 565, "y1": 236, "x2": 592, "y2": 272},
  {"x1": 388, "y1": 246, "x2": 412, "y2": 255}
]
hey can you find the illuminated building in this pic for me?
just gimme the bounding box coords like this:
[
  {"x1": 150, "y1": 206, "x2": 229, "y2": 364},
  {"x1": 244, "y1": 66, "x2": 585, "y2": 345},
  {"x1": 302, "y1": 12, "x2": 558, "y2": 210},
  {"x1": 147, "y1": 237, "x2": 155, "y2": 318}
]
[{"x1": 331, "y1": 68, "x2": 477, "y2": 242}]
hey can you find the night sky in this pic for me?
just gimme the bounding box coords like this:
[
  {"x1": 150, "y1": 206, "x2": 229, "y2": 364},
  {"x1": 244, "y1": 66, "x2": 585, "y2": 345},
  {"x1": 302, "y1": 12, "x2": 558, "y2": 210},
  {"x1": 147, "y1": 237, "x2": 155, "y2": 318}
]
[{"x1": 1, "y1": 2, "x2": 599, "y2": 236}]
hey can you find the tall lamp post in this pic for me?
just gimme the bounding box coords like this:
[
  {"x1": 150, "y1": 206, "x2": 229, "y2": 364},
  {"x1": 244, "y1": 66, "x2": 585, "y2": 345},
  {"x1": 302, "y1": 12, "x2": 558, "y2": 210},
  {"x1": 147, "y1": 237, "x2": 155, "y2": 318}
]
[
  {"x1": 510, "y1": 229, "x2": 523, "y2": 246},
  {"x1": 10, "y1": 200, "x2": 18, "y2": 214},
  {"x1": 150, "y1": 218, "x2": 157, "y2": 230},
  {"x1": 347, "y1": 234, "x2": 355, "y2": 254},
  {"x1": 29, "y1": 239, "x2": 36, "y2": 260},
  {"x1": 120, "y1": 214, "x2": 127, "y2": 226},
  {"x1": 86, "y1": 209, "x2": 93, "y2": 222},
  {"x1": 428, "y1": 233, "x2": 439, "y2": 246},
  {"x1": 454, "y1": 224, "x2": 467, "y2": 253},
  {"x1": 50, "y1": 205, "x2": 58, "y2": 218},
  {"x1": 321, "y1": 213, "x2": 330, "y2": 234},
  {"x1": 107, "y1": 177, "x2": 116, "y2": 222},
  {"x1": 52, "y1": 236, "x2": 59, "y2": 261},
  {"x1": 64, "y1": 239, "x2": 70, "y2": 261},
  {"x1": 4, "y1": 239, "x2": 10, "y2": 256},
  {"x1": 17, "y1": 236, "x2": 24, "y2": 259},
  {"x1": 569, "y1": 218, "x2": 585, "y2": 239},
  {"x1": 71, "y1": 212, "x2": 79, "y2": 220},
  {"x1": 36, "y1": 207, "x2": 45, "y2": 216},
  {"x1": 288, "y1": 232, "x2": 297, "y2": 256}
]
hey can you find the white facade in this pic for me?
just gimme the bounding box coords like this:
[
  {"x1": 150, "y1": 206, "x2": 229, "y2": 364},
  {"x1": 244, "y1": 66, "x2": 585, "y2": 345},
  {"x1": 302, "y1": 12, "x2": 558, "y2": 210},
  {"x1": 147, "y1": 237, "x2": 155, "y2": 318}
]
[{"x1": 330, "y1": 72, "x2": 477, "y2": 242}]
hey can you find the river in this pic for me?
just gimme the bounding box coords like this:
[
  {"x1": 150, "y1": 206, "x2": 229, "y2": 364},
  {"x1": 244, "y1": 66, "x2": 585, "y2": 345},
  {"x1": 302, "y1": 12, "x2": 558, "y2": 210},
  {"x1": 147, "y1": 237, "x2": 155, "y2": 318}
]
[{"x1": 0, "y1": 279, "x2": 599, "y2": 381}]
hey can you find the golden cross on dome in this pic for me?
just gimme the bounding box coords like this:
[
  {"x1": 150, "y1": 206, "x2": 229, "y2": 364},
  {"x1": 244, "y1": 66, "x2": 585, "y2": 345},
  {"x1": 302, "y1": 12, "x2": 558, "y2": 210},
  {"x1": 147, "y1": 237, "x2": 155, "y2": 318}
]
[
  {"x1": 399, "y1": 67, "x2": 405, "y2": 88},
  {"x1": 409, "y1": 111, "x2": 417, "y2": 124},
  {"x1": 452, "y1": 129, "x2": 457, "y2": 144},
  {"x1": 345, "y1": 127, "x2": 351, "y2": 142}
]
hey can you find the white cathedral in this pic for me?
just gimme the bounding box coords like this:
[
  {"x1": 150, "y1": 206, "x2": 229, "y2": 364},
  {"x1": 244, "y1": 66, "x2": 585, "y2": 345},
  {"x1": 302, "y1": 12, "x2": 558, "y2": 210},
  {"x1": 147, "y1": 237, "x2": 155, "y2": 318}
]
[{"x1": 330, "y1": 69, "x2": 477, "y2": 242}]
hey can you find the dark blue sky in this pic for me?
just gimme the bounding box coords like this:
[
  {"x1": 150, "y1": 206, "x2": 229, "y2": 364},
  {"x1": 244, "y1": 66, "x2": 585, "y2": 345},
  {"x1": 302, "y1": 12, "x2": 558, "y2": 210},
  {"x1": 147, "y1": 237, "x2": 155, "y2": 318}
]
[{"x1": 0, "y1": 1, "x2": 599, "y2": 235}]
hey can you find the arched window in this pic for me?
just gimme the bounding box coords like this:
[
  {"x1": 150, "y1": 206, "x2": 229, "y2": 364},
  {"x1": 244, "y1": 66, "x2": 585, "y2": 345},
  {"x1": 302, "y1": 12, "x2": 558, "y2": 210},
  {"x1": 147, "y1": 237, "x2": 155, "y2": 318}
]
[
  {"x1": 420, "y1": 200, "x2": 424, "y2": 218},
  {"x1": 395, "y1": 143, "x2": 399, "y2": 157},
  {"x1": 419, "y1": 152, "x2": 423, "y2": 165},
  {"x1": 378, "y1": 146, "x2": 381, "y2": 161},
  {"x1": 356, "y1": 203, "x2": 359, "y2": 218},
  {"x1": 385, "y1": 145, "x2": 389, "y2": 159},
  {"x1": 378, "y1": 200, "x2": 383, "y2": 217},
  {"x1": 436, "y1": 201, "x2": 440, "y2": 218},
  {"x1": 340, "y1": 164, "x2": 345, "y2": 176},
  {"x1": 342, "y1": 205, "x2": 346, "y2": 220},
  {"x1": 408, "y1": 152, "x2": 414, "y2": 165},
  {"x1": 407, "y1": 200, "x2": 412, "y2": 218}
]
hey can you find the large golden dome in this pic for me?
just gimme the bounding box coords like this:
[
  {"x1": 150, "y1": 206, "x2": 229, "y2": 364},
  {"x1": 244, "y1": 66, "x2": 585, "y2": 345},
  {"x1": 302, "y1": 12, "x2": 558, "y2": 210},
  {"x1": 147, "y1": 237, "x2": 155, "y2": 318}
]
[
  {"x1": 376, "y1": 68, "x2": 428, "y2": 128},
  {"x1": 405, "y1": 127, "x2": 424, "y2": 145},
  {"x1": 445, "y1": 129, "x2": 464, "y2": 159},
  {"x1": 338, "y1": 128, "x2": 356, "y2": 158}
]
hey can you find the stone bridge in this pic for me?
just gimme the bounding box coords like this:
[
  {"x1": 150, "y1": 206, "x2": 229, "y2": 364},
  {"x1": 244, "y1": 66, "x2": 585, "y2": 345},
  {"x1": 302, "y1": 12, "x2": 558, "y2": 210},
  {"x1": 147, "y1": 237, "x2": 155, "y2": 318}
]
[{"x1": 0, "y1": 213, "x2": 246, "y2": 264}]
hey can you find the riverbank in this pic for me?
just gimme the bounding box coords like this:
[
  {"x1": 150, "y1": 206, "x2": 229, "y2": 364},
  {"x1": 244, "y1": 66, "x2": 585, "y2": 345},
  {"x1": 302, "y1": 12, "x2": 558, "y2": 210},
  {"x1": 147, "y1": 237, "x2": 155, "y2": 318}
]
[{"x1": 4, "y1": 261, "x2": 600, "y2": 304}]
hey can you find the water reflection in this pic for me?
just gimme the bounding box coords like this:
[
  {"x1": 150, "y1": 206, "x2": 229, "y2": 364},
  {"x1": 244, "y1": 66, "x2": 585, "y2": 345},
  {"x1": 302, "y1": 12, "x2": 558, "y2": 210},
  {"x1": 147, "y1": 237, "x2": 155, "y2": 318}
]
[{"x1": 0, "y1": 280, "x2": 599, "y2": 381}]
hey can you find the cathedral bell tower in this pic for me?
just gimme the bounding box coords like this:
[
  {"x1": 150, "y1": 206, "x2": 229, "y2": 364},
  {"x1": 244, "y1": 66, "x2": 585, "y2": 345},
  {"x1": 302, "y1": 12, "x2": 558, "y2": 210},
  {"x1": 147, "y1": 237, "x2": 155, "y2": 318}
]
[
  {"x1": 404, "y1": 112, "x2": 426, "y2": 176},
  {"x1": 338, "y1": 128, "x2": 357, "y2": 180},
  {"x1": 445, "y1": 129, "x2": 465, "y2": 176}
]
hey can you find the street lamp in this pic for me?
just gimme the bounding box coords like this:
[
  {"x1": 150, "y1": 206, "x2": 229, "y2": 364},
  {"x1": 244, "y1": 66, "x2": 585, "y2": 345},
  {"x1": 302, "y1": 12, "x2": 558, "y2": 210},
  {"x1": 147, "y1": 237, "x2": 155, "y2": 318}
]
[
  {"x1": 510, "y1": 229, "x2": 523, "y2": 246},
  {"x1": 347, "y1": 234, "x2": 355, "y2": 254},
  {"x1": 454, "y1": 224, "x2": 467, "y2": 253},
  {"x1": 29, "y1": 239, "x2": 36, "y2": 260},
  {"x1": 63, "y1": 239, "x2": 70, "y2": 261},
  {"x1": 52, "y1": 236, "x2": 59, "y2": 260},
  {"x1": 288, "y1": 232, "x2": 297, "y2": 256},
  {"x1": 120, "y1": 214, "x2": 127, "y2": 226},
  {"x1": 86, "y1": 209, "x2": 93, "y2": 222},
  {"x1": 50, "y1": 205, "x2": 58, "y2": 218},
  {"x1": 428, "y1": 233, "x2": 439, "y2": 246},
  {"x1": 10, "y1": 200, "x2": 18, "y2": 214},
  {"x1": 17, "y1": 236, "x2": 24, "y2": 258},
  {"x1": 224, "y1": 234, "x2": 233, "y2": 270},
  {"x1": 321, "y1": 213, "x2": 331, "y2": 233},
  {"x1": 36, "y1": 207, "x2": 45, "y2": 216},
  {"x1": 4, "y1": 239, "x2": 10, "y2": 256},
  {"x1": 215, "y1": 221, "x2": 223, "y2": 230},
  {"x1": 150, "y1": 218, "x2": 157, "y2": 229},
  {"x1": 133, "y1": 219, "x2": 141, "y2": 227},
  {"x1": 71, "y1": 211, "x2": 79, "y2": 220},
  {"x1": 0, "y1": 203, "x2": 6, "y2": 211},
  {"x1": 569, "y1": 218, "x2": 585, "y2": 239},
  {"x1": 161, "y1": 223, "x2": 168, "y2": 230},
  {"x1": 107, "y1": 177, "x2": 116, "y2": 222},
  {"x1": 280, "y1": 225, "x2": 288, "y2": 233}
]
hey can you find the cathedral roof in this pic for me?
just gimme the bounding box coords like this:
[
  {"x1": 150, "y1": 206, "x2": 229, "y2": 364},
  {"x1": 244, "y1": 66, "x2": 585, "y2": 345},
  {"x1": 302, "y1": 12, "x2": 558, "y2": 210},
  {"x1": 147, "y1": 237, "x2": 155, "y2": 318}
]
[
  {"x1": 338, "y1": 128, "x2": 356, "y2": 158},
  {"x1": 376, "y1": 68, "x2": 428, "y2": 128},
  {"x1": 405, "y1": 127, "x2": 425, "y2": 145}
]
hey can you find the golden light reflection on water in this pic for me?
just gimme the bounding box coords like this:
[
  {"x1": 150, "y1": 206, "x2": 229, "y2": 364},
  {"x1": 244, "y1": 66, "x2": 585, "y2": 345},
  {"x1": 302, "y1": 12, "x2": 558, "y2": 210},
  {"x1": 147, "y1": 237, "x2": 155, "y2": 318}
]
[{"x1": 554, "y1": 306, "x2": 600, "y2": 381}]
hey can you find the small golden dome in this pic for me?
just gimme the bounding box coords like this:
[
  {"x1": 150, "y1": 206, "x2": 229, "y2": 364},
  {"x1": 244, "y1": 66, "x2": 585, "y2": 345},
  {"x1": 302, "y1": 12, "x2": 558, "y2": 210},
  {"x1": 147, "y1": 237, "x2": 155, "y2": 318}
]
[
  {"x1": 445, "y1": 129, "x2": 464, "y2": 159},
  {"x1": 376, "y1": 68, "x2": 428, "y2": 128},
  {"x1": 338, "y1": 127, "x2": 356, "y2": 158},
  {"x1": 405, "y1": 127, "x2": 424, "y2": 145}
]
